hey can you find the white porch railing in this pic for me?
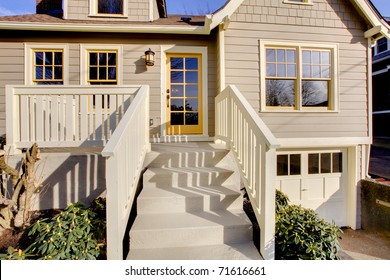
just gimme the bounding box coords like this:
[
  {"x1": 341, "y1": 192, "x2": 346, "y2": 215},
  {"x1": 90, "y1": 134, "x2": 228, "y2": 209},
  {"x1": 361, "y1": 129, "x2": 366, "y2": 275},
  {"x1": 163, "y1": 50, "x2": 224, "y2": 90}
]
[
  {"x1": 215, "y1": 85, "x2": 280, "y2": 260},
  {"x1": 102, "y1": 85, "x2": 150, "y2": 260},
  {"x1": 5, "y1": 85, "x2": 141, "y2": 153}
]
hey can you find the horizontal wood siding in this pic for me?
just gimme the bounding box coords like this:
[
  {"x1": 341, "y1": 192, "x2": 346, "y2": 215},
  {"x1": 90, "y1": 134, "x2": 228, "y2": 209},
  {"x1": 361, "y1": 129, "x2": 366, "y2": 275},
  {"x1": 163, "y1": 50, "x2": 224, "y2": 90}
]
[
  {"x1": 67, "y1": 0, "x2": 150, "y2": 22},
  {"x1": 225, "y1": 0, "x2": 369, "y2": 139},
  {"x1": 0, "y1": 32, "x2": 217, "y2": 138},
  {"x1": 0, "y1": 42, "x2": 24, "y2": 134}
]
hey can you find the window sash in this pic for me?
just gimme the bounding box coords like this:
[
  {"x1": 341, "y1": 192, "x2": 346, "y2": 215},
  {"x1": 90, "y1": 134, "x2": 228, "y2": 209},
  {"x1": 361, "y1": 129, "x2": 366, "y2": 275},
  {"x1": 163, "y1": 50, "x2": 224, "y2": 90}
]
[
  {"x1": 33, "y1": 50, "x2": 64, "y2": 84},
  {"x1": 87, "y1": 50, "x2": 118, "y2": 83},
  {"x1": 264, "y1": 45, "x2": 334, "y2": 110},
  {"x1": 97, "y1": 0, "x2": 124, "y2": 15}
]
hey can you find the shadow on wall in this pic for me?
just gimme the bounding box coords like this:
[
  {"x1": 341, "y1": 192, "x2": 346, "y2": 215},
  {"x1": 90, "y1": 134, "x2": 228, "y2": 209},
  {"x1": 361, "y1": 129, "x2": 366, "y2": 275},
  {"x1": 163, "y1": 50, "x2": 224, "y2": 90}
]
[{"x1": 7, "y1": 150, "x2": 106, "y2": 211}]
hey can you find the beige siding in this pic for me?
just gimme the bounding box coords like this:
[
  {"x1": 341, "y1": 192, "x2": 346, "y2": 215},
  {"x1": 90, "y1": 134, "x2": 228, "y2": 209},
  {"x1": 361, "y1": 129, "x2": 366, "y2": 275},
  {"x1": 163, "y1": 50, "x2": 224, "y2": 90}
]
[
  {"x1": 0, "y1": 32, "x2": 217, "y2": 138},
  {"x1": 225, "y1": 0, "x2": 369, "y2": 139},
  {"x1": 0, "y1": 42, "x2": 24, "y2": 134},
  {"x1": 67, "y1": 0, "x2": 150, "y2": 22}
]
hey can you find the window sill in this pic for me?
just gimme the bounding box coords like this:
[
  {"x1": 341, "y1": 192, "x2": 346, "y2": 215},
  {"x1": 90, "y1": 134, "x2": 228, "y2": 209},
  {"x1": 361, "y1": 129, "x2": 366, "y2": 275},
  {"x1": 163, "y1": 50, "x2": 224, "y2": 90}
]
[
  {"x1": 89, "y1": 14, "x2": 128, "y2": 19},
  {"x1": 282, "y1": 1, "x2": 314, "y2": 6}
]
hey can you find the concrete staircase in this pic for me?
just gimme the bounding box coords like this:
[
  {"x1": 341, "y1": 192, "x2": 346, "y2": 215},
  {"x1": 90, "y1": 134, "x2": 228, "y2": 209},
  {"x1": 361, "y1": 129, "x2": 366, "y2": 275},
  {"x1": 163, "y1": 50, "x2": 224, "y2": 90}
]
[{"x1": 127, "y1": 142, "x2": 261, "y2": 260}]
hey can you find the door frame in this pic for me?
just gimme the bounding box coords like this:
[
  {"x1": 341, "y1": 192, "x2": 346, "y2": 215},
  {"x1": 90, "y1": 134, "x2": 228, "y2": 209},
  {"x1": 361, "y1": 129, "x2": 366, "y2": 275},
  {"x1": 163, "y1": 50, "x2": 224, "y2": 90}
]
[{"x1": 160, "y1": 45, "x2": 209, "y2": 141}]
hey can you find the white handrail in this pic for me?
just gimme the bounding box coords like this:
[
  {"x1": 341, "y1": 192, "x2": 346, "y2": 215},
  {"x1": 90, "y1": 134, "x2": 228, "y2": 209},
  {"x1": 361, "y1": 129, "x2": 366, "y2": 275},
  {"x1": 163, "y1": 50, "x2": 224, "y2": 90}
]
[
  {"x1": 5, "y1": 85, "x2": 141, "y2": 154},
  {"x1": 215, "y1": 85, "x2": 280, "y2": 260},
  {"x1": 102, "y1": 85, "x2": 150, "y2": 260}
]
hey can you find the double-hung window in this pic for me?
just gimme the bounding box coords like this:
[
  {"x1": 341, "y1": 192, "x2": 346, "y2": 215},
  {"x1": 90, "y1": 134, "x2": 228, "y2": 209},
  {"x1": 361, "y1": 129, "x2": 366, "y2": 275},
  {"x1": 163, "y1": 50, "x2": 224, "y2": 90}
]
[{"x1": 261, "y1": 41, "x2": 338, "y2": 111}]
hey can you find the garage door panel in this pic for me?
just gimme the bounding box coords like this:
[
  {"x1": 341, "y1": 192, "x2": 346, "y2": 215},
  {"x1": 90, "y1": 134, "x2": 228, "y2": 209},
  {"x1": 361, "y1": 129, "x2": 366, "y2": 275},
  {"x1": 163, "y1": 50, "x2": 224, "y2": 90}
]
[
  {"x1": 305, "y1": 178, "x2": 325, "y2": 200},
  {"x1": 325, "y1": 177, "x2": 343, "y2": 199},
  {"x1": 280, "y1": 179, "x2": 302, "y2": 202}
]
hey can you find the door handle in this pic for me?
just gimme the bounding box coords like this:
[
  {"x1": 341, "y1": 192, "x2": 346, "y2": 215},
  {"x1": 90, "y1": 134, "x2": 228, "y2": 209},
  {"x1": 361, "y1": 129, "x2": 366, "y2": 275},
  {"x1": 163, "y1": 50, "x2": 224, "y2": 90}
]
[{"x1": 166, "y1": 94, "x2": 170, "y2": 108}]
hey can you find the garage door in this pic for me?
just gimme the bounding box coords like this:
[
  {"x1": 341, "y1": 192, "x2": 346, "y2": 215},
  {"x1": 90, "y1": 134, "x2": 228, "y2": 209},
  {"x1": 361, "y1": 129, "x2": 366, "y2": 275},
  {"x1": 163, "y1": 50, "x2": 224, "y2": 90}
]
[{"x1": 275, "y1": 149, "x2": 348, "y2": 226}]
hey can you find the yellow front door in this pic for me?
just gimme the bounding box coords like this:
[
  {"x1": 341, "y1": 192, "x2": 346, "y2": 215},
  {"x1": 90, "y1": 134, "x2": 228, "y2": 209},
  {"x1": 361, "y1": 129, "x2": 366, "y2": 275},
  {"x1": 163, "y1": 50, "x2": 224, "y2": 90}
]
[{"x1": 166, "y1": 54, "x2": 203, "y2": 135}]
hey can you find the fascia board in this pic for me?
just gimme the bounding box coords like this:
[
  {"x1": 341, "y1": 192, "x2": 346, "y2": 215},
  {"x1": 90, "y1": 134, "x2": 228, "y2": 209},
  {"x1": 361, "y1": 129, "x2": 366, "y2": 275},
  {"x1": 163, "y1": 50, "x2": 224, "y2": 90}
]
[
  {"x1": 0, "y1": 21, "x2": 211, "y2": 34},
  {"x1": 209, "y1": 0, "x2": 245, "y2": 30}
]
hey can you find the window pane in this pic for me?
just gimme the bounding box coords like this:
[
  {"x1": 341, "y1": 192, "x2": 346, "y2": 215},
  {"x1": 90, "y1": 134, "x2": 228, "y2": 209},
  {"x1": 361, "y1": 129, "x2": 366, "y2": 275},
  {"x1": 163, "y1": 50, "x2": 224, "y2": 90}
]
[
  {"x1": 171, "y1": 85, "x2": 184, "y2": 97},
  {"x1": 45, "y1": 52, "x2": 53, "y2": 65},
  {"x1": 321, "y1": 66, "x2": 330, "y2": 78},
  {"x1": 302, "y1": 81, "x2": 328, "y2": 107},
  {"x1": 99, "y1": 53, "x2": 107, "y2": 65},
  {"x1": 186, "y1": 85, "x2": 198, "y2": 97},
  {"x1": 186, "y1": 72, "x2": 198, "y2": 83},
  {"x1": 321, "y1": 153, "x2": 331, "y2": 173},
  {"x1": 313, "y1": 65, "x2": 321, "y2": 78},
  {"x1": 287, "y1": 64, "x2": 296, "y2": 77},
  {"x1": 98, "y1": 0, "x2": 123, "y2": 14},
  {"x1": 89, "y1": 53, "x2": 98, "y2": 65},
  {"x1": 266, "y1": 49, "x2": 275, "y2": 62},
  {"x1": 54, "y1": 52, "x2": 62, "y2": 65},
  {"x1": 266, "y1": 79, "x2": 295, "y2": 107},
  {"x1": 332, "y1": 153, "x2": 343, "y2": 173},
  {"x1": 108, "y1": 67, "x2": 116, "y2": 80},
  {"x1": 277, "y1": 64, "x2": 286, "y2": 77},
  {"x1": 171, "y1": 71, "x2": 183, "y2": 83},
  {"x1": 89, "y1": 67, "x2": 97, "y2": 80},
  {"x1": 290, "y1": 154, "x2": 301, "y2": 175},
  {"x1": 302, "y1": 65, "x2": 311, "y2": 78},
  {"x1": 54, "y1": 66, "x2": 62, "y2": 79},
  {"x1": 321, "y1": 51, "x2": 330, "y2": 64},
  {"x1": 277, "y1": 155, "x2": 288, "y2": 176},
  {"x1": 171, "y1": 113, "x2": 184, "y2": 125},
  {"x1": 108, "y1": 53, "x2": 117, "y2": 65},
  {"x1": 35, "y1": 52, "x2": 43, "y2": 65},
  {"x1": 308, "y1": 153, "x2": 319, "y2": 174},
  {"x1": 266, "y1": 63, "x2": 276, "y2": 77},
  {"x1": 185, "y1": 58, "x2": 198, "y2": 70},
  {"x1": 45, "y1": 66, "x2": 52, "y2": 79},
  {"x1": 277, "y1": 49, "x2": 285, "y2": 62},
  {"x1": 35, "y1": 66, "x2": 43, "y2": 80},
  {"x1": 171, "y1": 99, "x2": 184, "y2": 111},
  {"x1": 171, "y1": 58, "x2": 183, "y2": 69},
  {"x1": 185, "y1": 99, "x2": 198, "y2": 111},
  {"x1": 185, "y1": 113, "x2": 198, "y2": 125},
  {"x1": 302, "y1": 50, "x2": 311, "y2": 64},
  {"x1": 99, "y1": 67, "x2": 107, "y2": 79},
  {"x1": 287, "y1": 50, "x2": 296, "y2": 63},
  {"x1": 312, "y1": 51, "x2": 320, "y2": 64}
]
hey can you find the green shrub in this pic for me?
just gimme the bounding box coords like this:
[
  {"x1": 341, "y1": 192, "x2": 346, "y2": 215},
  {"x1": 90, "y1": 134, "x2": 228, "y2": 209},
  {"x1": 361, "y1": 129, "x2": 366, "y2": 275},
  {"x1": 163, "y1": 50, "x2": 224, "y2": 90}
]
[
  {"x1": 26, "y1": 200, "x2": 106, "y2": 260},
  {"x1": 0, "y1": 246, "x2": 35, "y2": 260},
  {"x1": 275, "y1": 190, "x2": 343, "y2": 260}
]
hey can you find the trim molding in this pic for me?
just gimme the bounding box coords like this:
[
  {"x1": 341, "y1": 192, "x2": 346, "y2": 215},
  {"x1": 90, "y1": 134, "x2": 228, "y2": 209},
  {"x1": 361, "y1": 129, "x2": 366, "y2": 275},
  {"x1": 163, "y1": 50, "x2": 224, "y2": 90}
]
[{"x1": 277, "y1": 137, "x2": 371, "y2": 148}]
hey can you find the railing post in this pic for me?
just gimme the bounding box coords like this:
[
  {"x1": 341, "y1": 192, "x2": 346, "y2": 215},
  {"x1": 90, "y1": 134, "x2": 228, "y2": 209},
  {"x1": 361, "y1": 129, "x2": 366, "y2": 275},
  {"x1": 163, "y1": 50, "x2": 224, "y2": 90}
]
[
  {"x1": 144, "y1": 85, "x2": 151, "y2": 152},
  {"x1": 4, "y1": 85, "x2": 20, "y2": 155},
  {"x1": 261, "y1": 146, "x2": 276, "y2": 260}
]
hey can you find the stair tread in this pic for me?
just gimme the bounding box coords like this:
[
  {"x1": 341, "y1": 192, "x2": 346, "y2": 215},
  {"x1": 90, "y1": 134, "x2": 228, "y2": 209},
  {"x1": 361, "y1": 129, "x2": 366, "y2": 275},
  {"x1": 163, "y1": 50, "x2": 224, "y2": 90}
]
[
  {"x1": 146, "y1": 166, "x2": 234, "y2": 174},
  {"x1": 131, "y1": 209, "x2": 252, "y2": 231},
  {"x1": 151, "y1": 142, "x2": 228, "y2": 153},
  {"x1": 139, "y1": 184, "x2": 241, "y2": 199},
  {"x1": 127, "y1": 243, "x2": 262, "y2": 260}
]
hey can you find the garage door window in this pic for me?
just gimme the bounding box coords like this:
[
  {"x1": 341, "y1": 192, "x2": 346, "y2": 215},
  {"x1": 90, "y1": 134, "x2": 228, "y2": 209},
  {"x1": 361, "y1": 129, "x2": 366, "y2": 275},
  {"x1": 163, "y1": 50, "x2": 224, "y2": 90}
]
[
  {"x1": 308, "y1": 152, "x2": 342, "y2": 174},
  {"x1": 277, "y1": 154, "x2": 301, "y2": 176}
]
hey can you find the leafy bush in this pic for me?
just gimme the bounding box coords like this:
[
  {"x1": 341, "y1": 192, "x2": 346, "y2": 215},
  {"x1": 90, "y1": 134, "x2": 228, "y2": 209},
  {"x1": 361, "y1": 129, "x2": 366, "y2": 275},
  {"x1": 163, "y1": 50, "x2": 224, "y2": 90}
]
[
  {"x1": 25, "y1": 199, "x2": 106, "y2": 260},
  {"x1": 275, "y1": 190, "x2": 343, "y2": 260},
  {"x1": 0, "y1": 246, "x2": 35, "y2": 260}
]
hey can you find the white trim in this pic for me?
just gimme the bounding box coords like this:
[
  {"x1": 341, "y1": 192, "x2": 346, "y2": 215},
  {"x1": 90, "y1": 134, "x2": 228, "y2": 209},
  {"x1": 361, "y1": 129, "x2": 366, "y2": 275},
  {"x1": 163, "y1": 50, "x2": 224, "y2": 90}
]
[
  {"x1": 277, "y1": 137, "x2": 371, "y2": 148},
  {"x1": 218, "y1": 25, "x2": 226, "y2": 91},
  {"x1": 24, "y1": 43, "x2": 70, "y2": 85},
  {"x1": 259, "y1": 40, "x2": 339, "y2": 112},
  {"x1": 89, "y1": 0, "x2": 129, "y2": 18},
  {"x1": 368, "y1": 39, "x2": 373, "y2": 141},
  {"x1": 149, "y1": 0, "x2": 153, "y2": 22},
  {"x1": 63, "y1": 0, "x2": 68, "y2": 20},
  {"x1": 160, "y1": 45, "x2": 209, "y2": 139},
  {"x1": 80, "y1": 44, "x2": 123, "y2": 85},
  {"x1": 283, "y1": 0, "x2": 313, "y2": 6}
]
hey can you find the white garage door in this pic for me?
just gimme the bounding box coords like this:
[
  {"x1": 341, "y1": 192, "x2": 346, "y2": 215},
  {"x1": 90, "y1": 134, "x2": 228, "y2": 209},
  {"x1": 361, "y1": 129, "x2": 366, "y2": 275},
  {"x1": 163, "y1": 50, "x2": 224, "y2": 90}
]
[{"x1": 275, "y1": 149, "x2": 348, "y2": 226}]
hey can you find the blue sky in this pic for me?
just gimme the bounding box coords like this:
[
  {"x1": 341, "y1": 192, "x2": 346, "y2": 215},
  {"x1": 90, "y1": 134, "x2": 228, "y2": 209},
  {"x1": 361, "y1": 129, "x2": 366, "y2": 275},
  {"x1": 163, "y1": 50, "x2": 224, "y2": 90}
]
[{"x1": 0, "y1": 0, "x2": 389, "y2": 17}]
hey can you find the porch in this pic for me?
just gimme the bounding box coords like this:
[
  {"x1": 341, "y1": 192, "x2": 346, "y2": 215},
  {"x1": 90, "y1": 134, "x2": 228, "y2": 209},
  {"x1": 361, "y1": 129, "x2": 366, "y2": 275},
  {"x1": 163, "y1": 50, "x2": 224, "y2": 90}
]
[{"x1": 4, "y1": 84, "x2": 278, "y2": 260}]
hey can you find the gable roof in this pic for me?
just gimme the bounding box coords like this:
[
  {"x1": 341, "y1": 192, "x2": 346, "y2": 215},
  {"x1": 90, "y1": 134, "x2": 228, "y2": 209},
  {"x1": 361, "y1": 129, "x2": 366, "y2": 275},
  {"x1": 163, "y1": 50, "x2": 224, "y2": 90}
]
[{"x1": 0, "y1": 0, "x2": 388, "y2": 39}]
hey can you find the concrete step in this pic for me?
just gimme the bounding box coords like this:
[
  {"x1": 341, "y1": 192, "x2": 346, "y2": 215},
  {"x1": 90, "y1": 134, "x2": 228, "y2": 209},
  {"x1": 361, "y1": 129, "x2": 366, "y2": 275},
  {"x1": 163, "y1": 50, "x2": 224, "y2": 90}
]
[
  {"x1": 127, "y1": 243, "x2": 262, "y2": 260},
  {"x1": 137, "y1": 185, "x2": 243, "y2": 213},
  {"x1": 144, "y1": 143, "x2": 229, "y2": 168},
  {"x1": 130, "y1": 210, "x2": 253, "y2": 249},
  {"x1": 143, "y1": 167, "x2": 236, "y2": 188}
]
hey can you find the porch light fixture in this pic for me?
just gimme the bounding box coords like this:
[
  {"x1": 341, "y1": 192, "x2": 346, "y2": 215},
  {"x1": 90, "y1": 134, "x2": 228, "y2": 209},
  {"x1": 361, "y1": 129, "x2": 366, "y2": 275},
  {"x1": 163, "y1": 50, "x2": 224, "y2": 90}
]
[{"x1": 145, "y1": 48, "x2": 155, "y2": 66}]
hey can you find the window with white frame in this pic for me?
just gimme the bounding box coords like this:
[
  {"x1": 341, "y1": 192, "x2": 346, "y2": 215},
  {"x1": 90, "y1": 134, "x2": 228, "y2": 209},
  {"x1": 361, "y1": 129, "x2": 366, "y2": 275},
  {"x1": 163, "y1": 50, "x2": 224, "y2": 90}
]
[
  {"x1": 25, "y1": 44, "x2": 69, "y2": 85},
  {"x1": 376, "y1": 37, "x2": 389, "y2": 54},
  {"x1": 90, "y1": 0, "x2": 127, "y2": 17},
  {"x1": 260, "y1": 41, "x2": 338, "y2": 111}
]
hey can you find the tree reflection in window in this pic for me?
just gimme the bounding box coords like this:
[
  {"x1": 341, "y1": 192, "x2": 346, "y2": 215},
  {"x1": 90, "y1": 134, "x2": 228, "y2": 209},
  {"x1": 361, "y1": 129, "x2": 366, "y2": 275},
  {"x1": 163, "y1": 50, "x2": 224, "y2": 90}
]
[
  {"x1": 98, "y1": 0, "x2": 123, "y2": 15},
  {"x1": 34, "y1": 50, "x2": 63, "y2": 85}
]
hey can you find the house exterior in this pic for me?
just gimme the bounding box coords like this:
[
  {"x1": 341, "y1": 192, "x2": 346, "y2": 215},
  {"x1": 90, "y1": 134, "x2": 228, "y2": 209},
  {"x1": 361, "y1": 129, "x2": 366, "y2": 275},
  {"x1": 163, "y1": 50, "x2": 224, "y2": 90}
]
[
  {"x1": 0, "y1": 0, "x2": 389, "y2": 260},
  {"x1": 372, "y1": 17, "x2": 390, "y2": 137}
]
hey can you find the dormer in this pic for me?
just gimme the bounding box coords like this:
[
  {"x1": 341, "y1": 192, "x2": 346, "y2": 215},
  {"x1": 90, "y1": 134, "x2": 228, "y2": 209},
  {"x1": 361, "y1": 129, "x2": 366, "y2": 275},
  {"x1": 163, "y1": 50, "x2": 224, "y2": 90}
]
[{"x1": 36, "y1": 0, "x2": 166, "y2": 22}]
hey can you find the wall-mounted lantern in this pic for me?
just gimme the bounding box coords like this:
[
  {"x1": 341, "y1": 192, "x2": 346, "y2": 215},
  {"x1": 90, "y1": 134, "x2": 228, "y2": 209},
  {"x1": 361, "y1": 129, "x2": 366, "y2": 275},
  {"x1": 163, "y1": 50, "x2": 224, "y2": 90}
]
[{"x1": 145, "y1": 48, "x2": 155, "y2": 66}]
